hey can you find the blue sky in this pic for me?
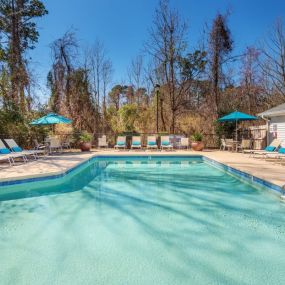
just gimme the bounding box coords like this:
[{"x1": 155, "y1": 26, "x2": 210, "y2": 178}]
[{"x1": 31, "y1": 0, "x2": 285, "y2": 102}]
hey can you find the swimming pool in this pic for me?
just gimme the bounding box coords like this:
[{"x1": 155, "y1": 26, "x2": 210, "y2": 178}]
[{"x1": 0, "y1": 156, "x2": 285, "y2": 284}]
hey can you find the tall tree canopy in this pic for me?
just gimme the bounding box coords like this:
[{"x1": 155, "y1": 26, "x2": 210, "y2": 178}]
[
  {"x1": 145, "y1": 0, "x2": 207, "y2": 133},
  {"x1": 0, "y1": 0, "x2": 47, "y2": 111},
  {"x1": 208, "y1": 13, "x2": 233, "y2": 115}
]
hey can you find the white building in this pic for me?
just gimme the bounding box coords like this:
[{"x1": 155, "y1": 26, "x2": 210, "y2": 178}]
[{"x1": 258, "y1": 103, "x2": 285, "y2": 147}]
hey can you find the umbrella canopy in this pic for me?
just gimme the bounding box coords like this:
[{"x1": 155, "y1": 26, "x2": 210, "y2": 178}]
[
  {"x1": 30, "y1": 113, "x2": 72, "y2": 126},
  {"x1": 218, "y1": 111, "x2": 257, "y2": 122}
]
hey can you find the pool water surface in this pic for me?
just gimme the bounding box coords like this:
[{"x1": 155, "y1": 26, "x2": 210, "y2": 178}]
[{"x1": 0, "y1": 156, "x2": 285, "y2": 285}]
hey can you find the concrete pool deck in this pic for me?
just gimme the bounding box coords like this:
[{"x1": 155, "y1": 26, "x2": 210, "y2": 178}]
[{"x1": 0, "y1": 149, "x2": 284, "y2": 188}]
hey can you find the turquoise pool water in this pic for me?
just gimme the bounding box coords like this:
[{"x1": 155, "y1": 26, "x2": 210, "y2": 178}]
[{"x1": 0, "y1": 156, "x2": 285, "y2": 285}]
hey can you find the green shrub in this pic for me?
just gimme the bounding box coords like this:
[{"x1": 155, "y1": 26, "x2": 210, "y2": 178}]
[
  {"x1": 0, "y1": 109, "x2": 49, "y2": 148},
  {"x1": 191, "y1": 132, "x2": 203, "y2": 142},
  {"x1": 79, "y1": 131, "x2": 92, "y2": 143}
]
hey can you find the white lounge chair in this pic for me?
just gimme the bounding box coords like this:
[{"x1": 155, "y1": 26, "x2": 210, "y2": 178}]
[
  {"x1": 180, "y1": 138, "x2": 189, "y2": 149},
  {"x1": 147, "y1": 136, "x2": 158, "y2": 150},
  {"x1": 243, "y1": 139, "x2": 281, "y2": 156},
  {"x1": 131, "y1": 136, "x2": 142, "y2": 149},
  {"x1": 161, "y1": 136, "x2": 173, "y2": 150},
  {"x1": 247, "y1": 139, "x2": 282, "y2": 158},
  {"x1": 265, "y1": 147, "x2": 285, "y2": 160},
  {"x1": 4, "y1": 139, "x2": 44, "y2": 159},
  {"x1": 114, "y1": 136, "x2": 126, "y2": 149},
  {"x1": 98, "y1": 135, "x2": 108, "y2": 148},
  {"x1": 0, "y1": 153, "x2": 13, "y2": 166},
  {"x1": 0, "y1": 139, "x2": 27, "y2": 164}
]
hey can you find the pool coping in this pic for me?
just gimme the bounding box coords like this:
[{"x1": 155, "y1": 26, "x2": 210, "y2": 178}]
[
  {"x1": 0, "y1": 153, "x2": 283, "y2": 194},
  {"x1": 202, "y1": 156, "x2": 283, "y2": 194}
]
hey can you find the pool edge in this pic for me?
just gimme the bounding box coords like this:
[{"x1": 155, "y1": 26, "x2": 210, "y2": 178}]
[
  {"x1": 0, "y1": 154, "x2": 283, "y2": 194},
  {"x1": 203, "y1": 156, "x2": 282, "y2": 194}
]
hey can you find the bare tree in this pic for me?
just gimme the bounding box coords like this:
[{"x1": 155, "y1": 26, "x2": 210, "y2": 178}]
[
  {"x1": 208, "y1": 12, "x2": 233, "y2": 115},
  {"x1": 259, "y1": 19, "x2": 285, "y2": 102},
  {"x1": 145, "y1": 0, "x2": 187, "y2": 133},
  {"x1": 145, "y1": 0, "x2": 208, "y2": 133},
  {"x1": 101, "y1": 59, "x2": 113, "y2": 131},
  {"x1": 239, "y1": 47, "x2": 264, "y2": 113},
  {"x1": 86, "y1": 40, "x2": 105, "y2": 107},
  {"x1": 127, "y1": 55, "x2": 144, "y2": 89},
  {"x1": 102, "y1": 59, "x2": 113, "y2": 110},
  {"x1": 48, "y1": 31, "x2": 78, "y2": 114},
  {"x1": 127, "y1": 55, "x2": 146, "y2": 104}
]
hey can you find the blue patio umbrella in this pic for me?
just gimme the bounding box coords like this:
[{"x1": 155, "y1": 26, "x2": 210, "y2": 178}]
[
  {"x1": 30, "y1": 113, "x2": 72, "y2": 126},
  {"x1": 218, "y1": 111, "x2": 257, "y2": 141},
  {"x1": 30, "y1": 113, "x2": 72, "y2": 135},
  {"x1": 218, "y1": 111, "x2": 257, "y2": 123}
]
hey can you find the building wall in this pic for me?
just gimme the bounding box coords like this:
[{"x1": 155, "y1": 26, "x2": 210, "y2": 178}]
[{"x1": 269, "y1": 115, "x2": 285, "y2": 147}]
